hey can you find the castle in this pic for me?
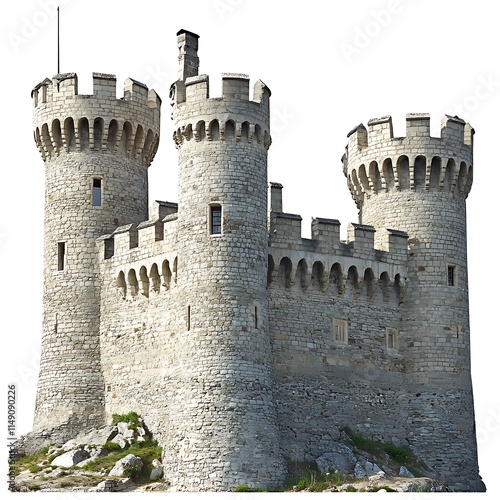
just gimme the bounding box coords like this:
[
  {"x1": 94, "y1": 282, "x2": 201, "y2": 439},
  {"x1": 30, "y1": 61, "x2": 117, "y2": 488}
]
[{"x1": 29, "y1": 29, "x2": 484, "y2": 491}]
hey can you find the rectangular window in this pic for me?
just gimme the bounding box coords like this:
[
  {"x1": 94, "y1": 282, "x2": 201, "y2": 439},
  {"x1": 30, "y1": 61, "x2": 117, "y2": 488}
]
[
  {"x1": 187, "y1": 305, "x2": 191, "y2": 331},
  {"x1": 386, "y1": 328, "x2": 398, "y2": 350},
  {"x1": 447, "y1": 265, "x2": 455, "y2": 286},
  {"x1": 57, "y1": 242, "x2": 66, "y2": 271},
  {"x1": 92, "y1": 178, "x2": 102, "y2": 206},
  {"x1": 333, "y1": 318, "x2": 348, "y2": 344},
  {"x1": 210, "y1": 205, "x2": 222, "y2": 235}
]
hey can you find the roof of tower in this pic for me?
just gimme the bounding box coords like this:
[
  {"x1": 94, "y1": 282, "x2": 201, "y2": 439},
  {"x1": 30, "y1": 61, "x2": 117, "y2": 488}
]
[{"x1": 176, "y1": 29, "x2": 199, "y2": 38}]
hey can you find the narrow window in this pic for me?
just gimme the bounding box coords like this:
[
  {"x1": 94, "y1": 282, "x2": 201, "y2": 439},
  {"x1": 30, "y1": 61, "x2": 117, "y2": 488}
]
[
  {"x1": 447, "y1": 265, "x2": 456, "y2": 286},
  {"x1": 386, "y1": 328, "x2": 398, "y2": 350},
  {"x1": 187, "y1": 305, "x2": 191, "y2": 331},
  {"x1": 254, "y1": 306, "x2": 259, "y2": 329},
  {"x1": 92, "y1": 178, "x2": 102, "y2": 206},
  {"x1": 57, "y1": 242, "x2": 66, "y2": 271},
  {"x1": 210, "y1": 205, "x2": 222, "y2": 235},
  {"x1": 333, "y1": 319, "x2": 348, "y2": 344}
]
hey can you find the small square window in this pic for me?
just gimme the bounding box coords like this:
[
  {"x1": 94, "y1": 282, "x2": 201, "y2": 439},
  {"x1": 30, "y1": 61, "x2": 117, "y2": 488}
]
[{"x1": 333, "y1": 318, "x2": 348, "y2": 344}]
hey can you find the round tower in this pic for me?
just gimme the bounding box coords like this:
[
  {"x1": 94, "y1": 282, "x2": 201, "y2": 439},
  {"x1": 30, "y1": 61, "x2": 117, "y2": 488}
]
[
  {"x1": 31, "y1": 73, "x2": 160, "y2": 437},
  {"x1": 165, "y1": 30, "x2": 285, "y2": 491},
  {"x1": 343, "y1": 114, "x2": 483, "y2": 490},
  {"x1": 344, "y1": 114, "x2": 474, "y2": 375}
]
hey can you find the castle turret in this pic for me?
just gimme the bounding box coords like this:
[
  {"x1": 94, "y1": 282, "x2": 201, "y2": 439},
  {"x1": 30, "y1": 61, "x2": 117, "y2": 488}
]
[
  {"x1": 31, "y1": 73, "x2": 160, "y2": 437},
  {"x1": 165, "y1": 30, "x2": 285, "y2": 491},
  {"x1": 343, "y1": 114, "x2": 483, "y2": 490}
]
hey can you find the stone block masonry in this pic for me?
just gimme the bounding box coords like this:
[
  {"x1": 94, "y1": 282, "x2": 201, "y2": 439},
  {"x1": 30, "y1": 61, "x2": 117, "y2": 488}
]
[
  {"x1": 28, "y1": 28, "x2": 485, "y2": 492},
  {"x1": 31, "y1": 72, "x2": 160, "y2": 438}
]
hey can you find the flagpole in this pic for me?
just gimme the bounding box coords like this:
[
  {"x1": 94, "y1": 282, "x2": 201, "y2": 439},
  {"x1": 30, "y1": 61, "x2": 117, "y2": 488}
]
[{"x1": 57, "y1": 6, "x2": 60, "y2": 74}]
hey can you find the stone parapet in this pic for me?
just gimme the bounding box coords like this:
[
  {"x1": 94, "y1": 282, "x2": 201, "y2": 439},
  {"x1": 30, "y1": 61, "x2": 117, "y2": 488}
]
[
  {"x1": 343, "y1": 114, "x2": 474, "y2": 208},
  {"x1": 32, "y1": 73, "x2": 160, "y2": 165}
]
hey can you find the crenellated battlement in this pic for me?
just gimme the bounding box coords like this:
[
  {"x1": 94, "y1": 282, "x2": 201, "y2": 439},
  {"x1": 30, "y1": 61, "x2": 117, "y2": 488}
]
[
  {"x1": 171, "y1": 30, "x2": 271, "y2": 151},
  {"x1": 171, "y1": 74, "x2": 271, "y2": 150},
  {"x1": 343, "y1": 114, "x2": 474, "y2": 207},
  {"x1": 346, "y1": 114, "x2": 473, "y2": 151},
  {"x1": 32, "y1": 73, "x2": 161, "y2": 164},
  {"x1": 97, "y1": 200, "x2": 178, "y2": 261},
  {"x1": 268, "y1": 182, "x2": 408, "y2": 291},
  {"x1": 32, "y1": 72, "x2": 161, "y2": 108},
  {"x1": 96, "y1": 201, "x2": 179, "y2": 300},
  {"x1": 172, "y1": 72, "x2": 271, "y2": 107}
]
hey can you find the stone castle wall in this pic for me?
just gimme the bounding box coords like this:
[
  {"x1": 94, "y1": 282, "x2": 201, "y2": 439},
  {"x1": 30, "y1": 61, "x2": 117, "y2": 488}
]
[
  {"x1": 30, "y1": 30, "x2": 483, "y2": 492},
  {"x1": 31, "y1": 73, "x2": 160, "y2": 436},
  {"x1": 95, "y1": 192, "x2": 480, "y2": 490}
]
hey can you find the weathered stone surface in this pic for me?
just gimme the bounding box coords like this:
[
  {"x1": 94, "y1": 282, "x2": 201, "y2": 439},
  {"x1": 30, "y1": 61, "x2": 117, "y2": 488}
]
[
  {"x1": 51, "y1": 448, "x2": 89, "y2": 467},
  {"x1": 43, "y1": 467, "x2": 68, "y2": 478},
  {"x1": 82, "y1": 426, "x2": 119, "y2": 446},
  {"x1": 354, "y1": 461, "x2": 367, "y2": 479},
  {"x1": 398, "y1": 478, "x2": 447, "y2": 492},
  {"x1": 123, "y1": 429, "x2": 136, "y2": 442},
  {"x1": 62, "y1": 426, "x2": 118, "y2": 451},
  {"x1": 111, "y1": 435, "x2": 128, "y2": 449},
  {"x1": 399, "y1": 465, "x2": 415, "y2": 478},
  {"x1": 116, "y1": 422, "x2": 130, "y2": 435},
  {"x1": 108, "y1": 454, "x2": 143, "y2": 477},
  {"x1": 353, "y1": 459, "x2": 382, "y2": 479},
  {"x1": 368, "y1": 470, "x2": 387, "y2": 484},
  {"x1": 95, "y1": 479, "x2": 126, "y2": 492},
  {"x1": 315, "y1": 444, "x2": 357, "y2": 475},
  {"x1": 150, "y1": 458, "x2": 163, "y2": 481},
  {"x1": 75, "y1": 447, "x2": 108, "y2": 468},
  {"x1": 84, "y1": 445, "x2": 108, "y2": 458}
]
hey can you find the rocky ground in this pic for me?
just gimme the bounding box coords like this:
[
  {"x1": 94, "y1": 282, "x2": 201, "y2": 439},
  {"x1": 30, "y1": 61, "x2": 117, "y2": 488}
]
[{"x1": 12, "y1": 414, "x2": 448, "y2": 493}]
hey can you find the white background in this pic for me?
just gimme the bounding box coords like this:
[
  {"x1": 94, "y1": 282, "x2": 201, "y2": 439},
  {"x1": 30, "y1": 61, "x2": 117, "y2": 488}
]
[{"x1": 1, "y1": 0, "x2": 498, "y2": 496}]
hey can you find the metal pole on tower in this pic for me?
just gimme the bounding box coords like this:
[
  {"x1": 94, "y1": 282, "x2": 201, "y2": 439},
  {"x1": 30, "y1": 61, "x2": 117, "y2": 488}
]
[{"x1": 57, "y1": 6, "x2": 60, "y2": 74}]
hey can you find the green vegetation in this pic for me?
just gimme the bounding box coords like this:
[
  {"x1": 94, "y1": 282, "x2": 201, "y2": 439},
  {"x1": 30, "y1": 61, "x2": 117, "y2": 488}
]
[
  {"x1": 284, "y1": 461, "x2": 349, "y2": 492},
  {"x1": 14, "y1": 413, "x2": 163, "y2": 489},
  {"x1": 368, "y1": 485, "x2": 397, "y2": 492},
  {"x1": 103, "y1": 441, "x2": 122, "y2": 452},
  {"x1": 13, "y1": 446, "x2": 50, "y2": 476},
  {"x1": 234, "y1": 483, "x2": 264, "y2": 492},
  {"x1": 383, "y1": 442, "x2": 412, "y2": 464},
  {"x1": 123, "y1": 464, "x2": 141, "y2": 479},
  {"x1": 80, "y1": 436, "x2": 162, "y2": 484},
  {"x1": 112, "y1": 411, "x2": 140, "y2": 430},
  {"x1": 341, "y1": 427, "x2": 419, "y2": 473},
  {"x1": 346, "y1": 429, "x2": 381, "y2": 455},
  {"x1": 281, "y1": 430, "x2": 428, "y2": 492}
]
